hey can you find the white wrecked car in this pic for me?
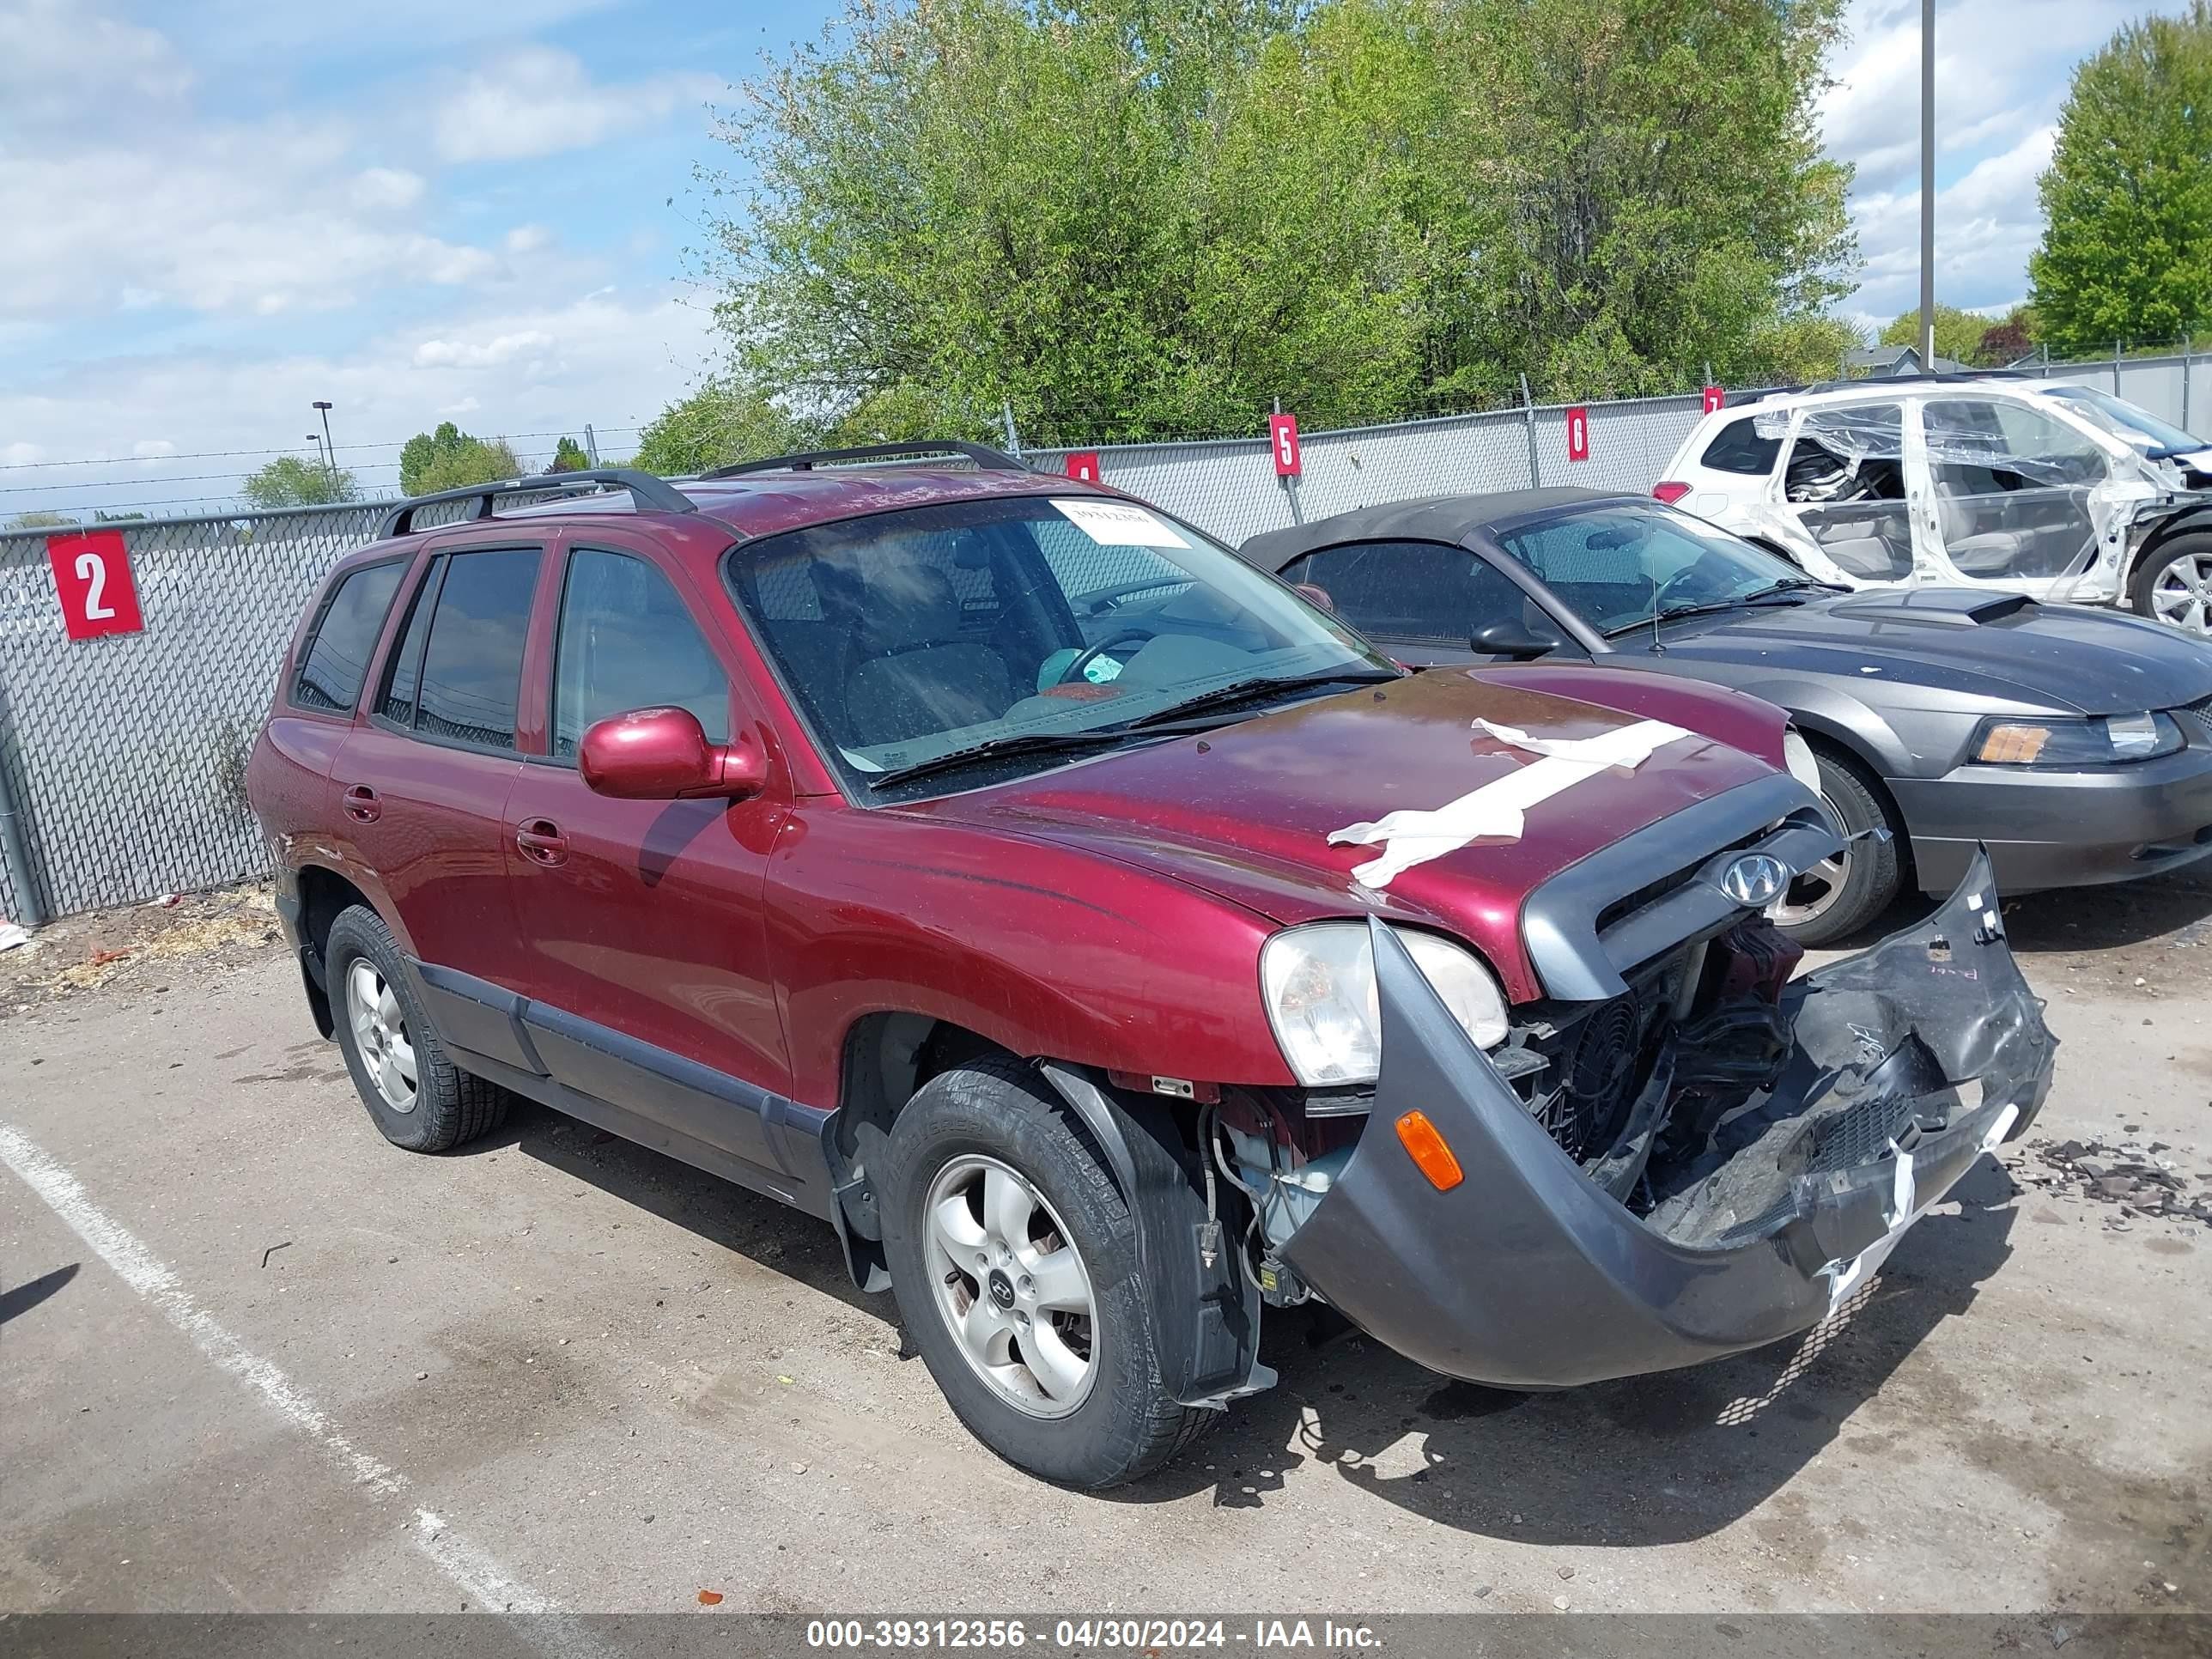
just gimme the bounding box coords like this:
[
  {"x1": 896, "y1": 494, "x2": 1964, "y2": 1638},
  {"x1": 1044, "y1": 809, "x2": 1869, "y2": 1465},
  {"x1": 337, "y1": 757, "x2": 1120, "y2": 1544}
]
[{"x1": 1654, "y1": 374, "x2": 2212, "y2": 636}]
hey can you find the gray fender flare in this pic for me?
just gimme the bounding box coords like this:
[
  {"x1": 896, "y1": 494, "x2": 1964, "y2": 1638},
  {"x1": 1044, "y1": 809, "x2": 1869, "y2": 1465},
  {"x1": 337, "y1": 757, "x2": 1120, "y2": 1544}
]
[{"x1": 1036, "y1": 1061, "x2": 1276, "y2": 1408}]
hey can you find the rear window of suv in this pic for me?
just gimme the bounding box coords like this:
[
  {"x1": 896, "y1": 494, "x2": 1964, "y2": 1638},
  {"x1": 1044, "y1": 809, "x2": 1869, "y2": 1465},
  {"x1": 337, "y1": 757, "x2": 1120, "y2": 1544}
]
[
  {"x1": 294, "y1": 560, "x2": 404, "y2": 713},
  {"x1": 1699, "y1": 418, "x2": 1784, "y2": 476}
]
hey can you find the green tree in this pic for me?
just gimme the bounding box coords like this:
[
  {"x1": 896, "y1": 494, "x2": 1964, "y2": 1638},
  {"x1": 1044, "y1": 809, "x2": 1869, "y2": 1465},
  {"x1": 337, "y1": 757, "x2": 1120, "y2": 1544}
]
[
  {"x1": 2030, "y1": 3, "x2": 2212, "y2": 350},
  {"x1": 1877, "y1": 303, "x2": 2000, "y2": 365},
  {"x1": 241, "y1": 454, "x2": 360, "y2": 508},
  {"x1": 702, "y1": 0, "x2": 1856, "y2": 443},
  {"x1": 398, "y1": 422, "x2": 525, "y2": 494},
  {"x1": 632, "y1": 377, "x2": 817, "y2": 474},
  {"x1": 6, "y1": 510, "x2": 76, "y2": 530},
  {"x1": 549, "y1": 435, "x2": 590, "y2": 471}
]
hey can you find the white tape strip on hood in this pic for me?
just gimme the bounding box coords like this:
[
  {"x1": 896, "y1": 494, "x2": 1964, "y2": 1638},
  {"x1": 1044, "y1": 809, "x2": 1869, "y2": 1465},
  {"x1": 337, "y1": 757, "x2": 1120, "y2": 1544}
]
[{"x1": 1328, "y1": 717, "x2": 1695, "y2": 890}]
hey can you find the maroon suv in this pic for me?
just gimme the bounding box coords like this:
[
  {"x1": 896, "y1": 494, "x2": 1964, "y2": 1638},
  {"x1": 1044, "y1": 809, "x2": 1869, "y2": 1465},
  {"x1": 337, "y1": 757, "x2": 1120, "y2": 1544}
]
[{"x1": 248, "y1": 447, "x2": 2055, "y2": 1488}]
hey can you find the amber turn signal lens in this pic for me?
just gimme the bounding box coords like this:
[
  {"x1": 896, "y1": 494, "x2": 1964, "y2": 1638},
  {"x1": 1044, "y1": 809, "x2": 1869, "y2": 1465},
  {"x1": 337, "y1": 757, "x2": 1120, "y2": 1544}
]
[
  {"x1": 1393, "y1": 1110, "x2": 1464, "y2": 1191},
  {"x1": 1975, "y1": 723, "x2": 2051, "y2": 764}
]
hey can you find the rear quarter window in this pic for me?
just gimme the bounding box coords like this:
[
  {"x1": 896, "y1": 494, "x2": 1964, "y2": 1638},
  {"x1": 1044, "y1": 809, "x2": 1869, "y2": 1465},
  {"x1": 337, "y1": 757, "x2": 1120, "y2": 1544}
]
[
  {"x1": 293, "y1": 561, "x2": 404, "y2": 714},
  {"x1": 1699, "y1": 418, "x2": 1784, "y2": 477}
]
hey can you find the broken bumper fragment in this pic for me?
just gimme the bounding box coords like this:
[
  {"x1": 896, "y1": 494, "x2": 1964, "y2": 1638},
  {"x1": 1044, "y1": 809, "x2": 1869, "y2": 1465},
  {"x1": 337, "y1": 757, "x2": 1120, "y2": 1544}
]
[{"x1": 1277, "y1": 853, "x2": 2056, "y2": 1389}]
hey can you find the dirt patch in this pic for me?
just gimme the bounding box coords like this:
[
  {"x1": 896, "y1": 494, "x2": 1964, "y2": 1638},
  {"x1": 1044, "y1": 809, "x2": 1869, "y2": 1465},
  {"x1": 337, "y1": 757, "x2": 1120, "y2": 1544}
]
[{"x1": 0, "y1": 883, "x2": 286, "y2": 1012}]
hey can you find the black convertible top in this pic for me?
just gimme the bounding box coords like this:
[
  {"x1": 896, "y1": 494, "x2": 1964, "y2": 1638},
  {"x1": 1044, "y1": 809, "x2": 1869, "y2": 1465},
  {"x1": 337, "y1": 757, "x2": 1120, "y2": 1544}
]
[{"x1": 1239, "y1": 487, "x2": 1626, "y2": 573}]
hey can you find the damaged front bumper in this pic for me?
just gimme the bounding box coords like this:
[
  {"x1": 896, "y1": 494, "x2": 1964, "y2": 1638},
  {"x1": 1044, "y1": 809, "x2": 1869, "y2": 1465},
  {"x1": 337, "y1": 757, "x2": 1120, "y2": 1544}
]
[{"x1": 1276, "y1": 853, "x2": 2056, "y2": 1389}]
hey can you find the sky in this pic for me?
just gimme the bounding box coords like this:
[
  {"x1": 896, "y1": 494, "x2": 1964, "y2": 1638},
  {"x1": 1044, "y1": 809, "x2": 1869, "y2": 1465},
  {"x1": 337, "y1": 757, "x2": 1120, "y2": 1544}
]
[{"x1": 0, "y1": 0, "x2": 2181, "y2": 520}]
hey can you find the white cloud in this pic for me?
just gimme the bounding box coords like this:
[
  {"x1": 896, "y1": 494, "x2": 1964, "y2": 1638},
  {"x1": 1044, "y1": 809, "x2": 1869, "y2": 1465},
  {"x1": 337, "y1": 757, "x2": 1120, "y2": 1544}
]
[
  {"x1": 504, "y1": 224, "x2": 555, "y2": 255},
  {"x1": 351, "y1": 167, "x2": 428, "y2": 211},
  {"x1": 0, "y1": 290, "x2": 718, "y2": 516},
  {"x1": 0, "y1": 6, "x2": 503, "y2": 323},
  {"x1": 1819, "y1": 0, "x2": 2161, "y2": 319},
  {"x1": 1847, "y1": 125, "x2": 2058, "y2": 319},
  {"x1": 412, "y1": 329, "x2": 556, "y2": 369},
  {"x1": 432, "y1": 46, "x2": 716, "y2": 162},
  {"x1": 0, "y1": 0, "x2": 193, "y2": 129}
]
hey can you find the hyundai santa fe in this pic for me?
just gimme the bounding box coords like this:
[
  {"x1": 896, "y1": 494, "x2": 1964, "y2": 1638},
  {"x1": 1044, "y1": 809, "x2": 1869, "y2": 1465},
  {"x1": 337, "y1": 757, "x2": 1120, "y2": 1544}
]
[{"x1": 247, "y1": 447, "x2": 2055, "y2": 1488}]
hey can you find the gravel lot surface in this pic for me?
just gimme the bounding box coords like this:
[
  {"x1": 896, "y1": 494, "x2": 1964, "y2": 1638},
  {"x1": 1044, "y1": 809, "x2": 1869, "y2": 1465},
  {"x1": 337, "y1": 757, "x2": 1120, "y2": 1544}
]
[{"x1": 2, "y1": 877, "x2": 2205, "y2": 1635}]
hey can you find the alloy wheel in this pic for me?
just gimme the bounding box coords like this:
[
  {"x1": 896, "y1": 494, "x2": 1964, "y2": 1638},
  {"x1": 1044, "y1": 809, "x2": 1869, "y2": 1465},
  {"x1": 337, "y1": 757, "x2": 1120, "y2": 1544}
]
[
  {"x1": 921, "y1": 1155, "x2": 1097, "y2": 1419},
  {"x1": 2148, "y1": 552, "x2": 2212, "y2": 636},
  {"x1": 346, "y1": 958, "x2": 418, "y2": 1114},
  {"x1": 1770, "y1": 794, "x2": 1853, "y2": 929}
]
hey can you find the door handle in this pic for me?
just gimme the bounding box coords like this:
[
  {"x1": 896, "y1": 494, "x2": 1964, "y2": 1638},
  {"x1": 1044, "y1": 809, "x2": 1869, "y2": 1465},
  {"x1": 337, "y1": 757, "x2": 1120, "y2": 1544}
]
[
  {"x1": 515, "y1": 817, "x2": 569, "y2": 866},
  {"x1": 342, "y1": 784, "x2": 381, "y2": 824}
]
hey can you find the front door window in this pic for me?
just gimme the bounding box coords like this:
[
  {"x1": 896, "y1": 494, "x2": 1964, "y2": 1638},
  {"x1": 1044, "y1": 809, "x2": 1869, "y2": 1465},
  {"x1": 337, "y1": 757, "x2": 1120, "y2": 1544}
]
[{"x1": 1920, "y1": 399, "x2": 2108, "y2": 582}]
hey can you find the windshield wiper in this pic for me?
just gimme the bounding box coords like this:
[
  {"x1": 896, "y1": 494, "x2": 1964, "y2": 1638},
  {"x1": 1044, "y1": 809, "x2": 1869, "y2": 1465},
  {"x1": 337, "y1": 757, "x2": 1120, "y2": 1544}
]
[
  {"x1": 1601, "y1": 600, "x2": 1745, "y2": 638},
  {"x1": 1121, "y1": 668, "x2": 1400, "y2": 730},
  {"x1": 1739, "y1": 577, "x2": 1838, "y2": 603},
  {"x1": 862, "y1": 728, "x2": 1151, "y2": 790},
  {"x1": 1601, "y1": 581, "x2": 1833, "y2": 637}
]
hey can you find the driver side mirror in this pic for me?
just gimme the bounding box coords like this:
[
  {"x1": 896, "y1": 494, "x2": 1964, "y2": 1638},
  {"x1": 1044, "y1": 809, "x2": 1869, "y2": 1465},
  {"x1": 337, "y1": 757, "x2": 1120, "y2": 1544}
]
[
  {"x1": 1468, "y1": 617, "x2": 1561, "y2": 660},
  {"x1": 578, "y1": 707, "x2": 767, "y2": 801}
]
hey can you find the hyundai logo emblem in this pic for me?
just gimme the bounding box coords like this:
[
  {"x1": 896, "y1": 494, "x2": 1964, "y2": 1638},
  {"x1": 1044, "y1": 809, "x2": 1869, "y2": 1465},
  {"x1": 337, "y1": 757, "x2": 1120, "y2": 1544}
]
[{"x1": 1721, "y1": 853, "x2": 1790, "y2": 908}]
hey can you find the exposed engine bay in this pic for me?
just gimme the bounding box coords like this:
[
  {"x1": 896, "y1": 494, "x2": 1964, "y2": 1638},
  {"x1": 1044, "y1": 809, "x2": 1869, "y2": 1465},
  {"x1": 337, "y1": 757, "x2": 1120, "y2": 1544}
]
[{"x1": 1210, "y1": 882, "x2": 2052, "y2": 1322}]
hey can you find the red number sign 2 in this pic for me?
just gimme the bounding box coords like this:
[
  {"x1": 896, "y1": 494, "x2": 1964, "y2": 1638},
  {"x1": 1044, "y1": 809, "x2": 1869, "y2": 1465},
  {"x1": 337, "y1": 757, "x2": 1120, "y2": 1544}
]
[
  {"x1": 1268, "y1": 413, "x2": 1302, "y2": 477},
  {"x1": 1065, "y1": 451, "x2": 1101, "y2": 483},
  {"x1": 1565, "y1": 406, "x2": 1591, "y2": 463},
  {"x1": 48, "y1": 529, "x2": 144, "y2": 641}
]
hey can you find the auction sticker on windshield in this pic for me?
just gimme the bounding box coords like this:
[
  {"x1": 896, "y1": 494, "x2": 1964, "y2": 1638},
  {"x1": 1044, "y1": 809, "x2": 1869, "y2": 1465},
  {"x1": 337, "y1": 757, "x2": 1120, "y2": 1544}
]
[{"x1": 1054, "y1": 498, "x2": 1191, "y2": 548}]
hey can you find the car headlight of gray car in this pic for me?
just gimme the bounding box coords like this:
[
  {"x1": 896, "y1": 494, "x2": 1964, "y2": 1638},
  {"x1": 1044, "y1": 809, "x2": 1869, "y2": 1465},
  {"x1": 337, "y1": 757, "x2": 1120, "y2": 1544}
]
[
  {"x1": 1971, "y1": 712, "x2": 2186, "y2": 767},
  {"x1": 1261, "y1": 922, "x2": 1510, "y2": 1085}
]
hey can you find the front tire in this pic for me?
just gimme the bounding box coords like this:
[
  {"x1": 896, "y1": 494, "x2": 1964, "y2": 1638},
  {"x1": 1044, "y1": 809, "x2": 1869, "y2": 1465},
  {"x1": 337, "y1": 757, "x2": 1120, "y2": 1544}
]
[
  {"x1": 2130, "y1": 535, "x2": 2212, "y2": 636},
  {"x1": 325, "y1": 905, "x2": 508, "y2": 1153},
  {"x1": 1769, "y1": 744, "x2": 1902, "y2": 947},
  {"x1": 879, "y1": 1056, "x2": 1208, "y2": 1488}
]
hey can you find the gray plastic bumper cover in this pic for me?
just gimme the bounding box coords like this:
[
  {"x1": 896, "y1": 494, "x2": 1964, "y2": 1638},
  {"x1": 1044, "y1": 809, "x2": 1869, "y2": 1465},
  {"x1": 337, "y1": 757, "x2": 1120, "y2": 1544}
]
[{"x1": 1277, "y1": 851, "x2": 2056, "y2": 1389}]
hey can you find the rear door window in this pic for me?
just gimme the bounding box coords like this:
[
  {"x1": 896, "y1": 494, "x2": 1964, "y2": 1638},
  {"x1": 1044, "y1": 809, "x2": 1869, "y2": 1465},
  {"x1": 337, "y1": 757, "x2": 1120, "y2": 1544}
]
[
  {"x1": 551, "y1": 550, "x2": 731, "y2": 757},
  {"x1": 412, "y1": 548, "x2": 541, "y2": 750},
  {"x1": 293, "y1": 561, "x2": 404, "y2": 713},
  {"x1": 375, "y1": 555, "x2": 445, "y2": 728}
]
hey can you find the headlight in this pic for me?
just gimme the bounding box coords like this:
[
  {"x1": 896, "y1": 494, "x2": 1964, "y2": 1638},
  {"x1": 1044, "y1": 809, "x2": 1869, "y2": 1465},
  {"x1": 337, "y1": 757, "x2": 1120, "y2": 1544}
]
[
  {"x1": 1259, "y1": 922, "x2": 1510, "y2": 1086},
  {"x1": 1971, "y1": 712, "x2": 2185, "y2": 767}
]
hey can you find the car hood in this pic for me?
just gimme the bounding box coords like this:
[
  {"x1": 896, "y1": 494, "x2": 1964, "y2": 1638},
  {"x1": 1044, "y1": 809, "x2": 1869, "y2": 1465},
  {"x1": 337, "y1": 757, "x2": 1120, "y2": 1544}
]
[
  {"x1": 1657, "y1": 587, "x2": 2212, "y2": 714},
  {"x1": 906, "y1": 668, "x2": 1782, "y2": 1001}
]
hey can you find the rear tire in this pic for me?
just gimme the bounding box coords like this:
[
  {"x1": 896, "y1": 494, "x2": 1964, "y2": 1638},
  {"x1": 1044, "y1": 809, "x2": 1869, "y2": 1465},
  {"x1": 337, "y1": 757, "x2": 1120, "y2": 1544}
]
[
  {"x1": 879, "y1": 1055, "x2": 1208, "y2": 1489},
  {"x1": 1770, "y1": 745, "x2": 1902, "y2": 947},
  {"x1": 2130, "y1": 534, "x2": 2212, "y2": 636},
  {"x1": 325, "y1": 905, "x2": 508, "y2": 1153}
]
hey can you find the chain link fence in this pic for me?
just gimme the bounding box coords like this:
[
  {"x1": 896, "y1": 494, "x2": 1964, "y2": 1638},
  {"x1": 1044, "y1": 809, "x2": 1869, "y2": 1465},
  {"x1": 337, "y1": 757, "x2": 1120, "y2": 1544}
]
[
  {"x1": 2, "y1": 352, "x2": 2200, "y2": 924},
  {"x1": 0, "y1": 495, "x2": 488, "y2": 924}
]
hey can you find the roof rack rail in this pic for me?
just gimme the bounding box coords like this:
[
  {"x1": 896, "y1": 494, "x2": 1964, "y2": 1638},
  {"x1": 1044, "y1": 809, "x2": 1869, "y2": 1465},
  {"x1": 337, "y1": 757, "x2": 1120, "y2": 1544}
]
[
  {"x1": 380, "y1": 469, "x2": 696, "y2": 538},
  {"x1": 1802, "y1": 369, "x2": 2034, "y2": 394},
  {"x1": 702, "y1": 441, "x2": 1028, "y2": 479}
]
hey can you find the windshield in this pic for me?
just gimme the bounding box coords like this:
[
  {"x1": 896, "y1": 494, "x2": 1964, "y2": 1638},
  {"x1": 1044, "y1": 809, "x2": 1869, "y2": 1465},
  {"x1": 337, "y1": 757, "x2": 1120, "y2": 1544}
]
[
  {"x1": 2045, "y1": 383, "x2": 2205, "y2": 454},
  {"x1": 1492, "y1": 503, "x2": 1815, "y2": 636},
  {"x1": 726, "y1": 492, "x2": 1393, "y2": 796}
]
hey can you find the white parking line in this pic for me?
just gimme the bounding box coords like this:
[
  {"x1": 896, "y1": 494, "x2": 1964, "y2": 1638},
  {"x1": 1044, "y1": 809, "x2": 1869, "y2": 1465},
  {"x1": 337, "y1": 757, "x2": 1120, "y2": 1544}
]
[{"x1": 0, "y1": 1121, "x2": 606, "y2": 1655}]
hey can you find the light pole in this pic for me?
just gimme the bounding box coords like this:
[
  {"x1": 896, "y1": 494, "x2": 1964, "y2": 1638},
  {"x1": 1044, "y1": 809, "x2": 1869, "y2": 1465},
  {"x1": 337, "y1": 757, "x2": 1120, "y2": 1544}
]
[
  {"x1": 1919, "y1": 0, "x2": 1936, "y2": 369},
  {"x1": 306, "y1": 434, "x2": 326, "y2": 475},
  {"x1": 312, "y1": 401, "x2": 337, "y2": 479}
]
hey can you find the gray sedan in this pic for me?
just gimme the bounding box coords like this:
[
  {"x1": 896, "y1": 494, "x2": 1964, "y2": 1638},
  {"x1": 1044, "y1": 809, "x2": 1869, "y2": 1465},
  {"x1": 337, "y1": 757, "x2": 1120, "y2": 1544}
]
[{"x1": 1239, "y1": 489, "x2": 2212, "y2": 944}]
